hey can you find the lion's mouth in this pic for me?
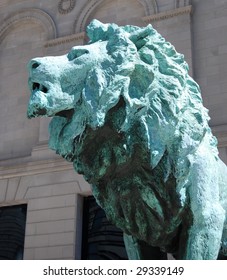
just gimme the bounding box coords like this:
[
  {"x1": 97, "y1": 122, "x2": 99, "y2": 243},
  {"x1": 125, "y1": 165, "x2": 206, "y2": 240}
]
[
  {"x1": 55, "y1": 108, "x2": 75, "y2": 119},
  {"x1": 32, "y1": 82, "x2": 48, "y2": 94},
  {"x1": 29, "y1": 81, "x2": 75, "y2": 119}
]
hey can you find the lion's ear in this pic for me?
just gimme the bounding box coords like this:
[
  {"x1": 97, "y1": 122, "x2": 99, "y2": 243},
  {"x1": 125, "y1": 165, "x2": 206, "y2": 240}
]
[
  {"x1": 87, "y1": 19, "x2": 108, "y2": 42},
  {"x1": 87, "y1": 19, "x2": 118, "y2": 43},
  {"x1": 129, "y1": 25, "x2": 156, "y2": 50}
]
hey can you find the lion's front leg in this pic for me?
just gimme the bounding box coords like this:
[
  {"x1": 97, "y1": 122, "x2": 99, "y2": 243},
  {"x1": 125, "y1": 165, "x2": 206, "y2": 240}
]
[
  {"x1": 183, "y1": 205, "x2": 225, "y2": 259},
  {"x1": 123, "y1": 234, "x2": 167, "y2": 260},
  {"x1": 182, "y1": 147, "x2": 225, "y2": 259}
]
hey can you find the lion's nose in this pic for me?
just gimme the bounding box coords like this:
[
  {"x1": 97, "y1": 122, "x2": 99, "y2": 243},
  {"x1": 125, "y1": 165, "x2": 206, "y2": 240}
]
[{"x1": 30, "y1": 59, "x2": 41, "y2": 69}]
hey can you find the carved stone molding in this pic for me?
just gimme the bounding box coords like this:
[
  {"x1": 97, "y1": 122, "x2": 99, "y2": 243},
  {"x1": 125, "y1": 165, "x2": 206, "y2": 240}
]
[
  {"x1": 0, "y1": 158, "x2": 73, "y2": 180},
  {"x1": 74, "y1": 0, "x2": 158, "y2": 33},
  {"x1": 58, "y1": 0, "x2": 76, "y2": 15},
  {"x1": 0, "y1": 157, "x2": 91, "y2": 197},
  {"x1": 175, "y1": 0, "x2": 191, "y2": 9},
  {"x1": 143, "y1": 5, "x2": 192, "y2": 24},
  {"x1": 74, "y1": 0, "x2": 107, "y2": 33},
  {"x1": 0, "y1": 9, "x2": 57, "y2": 43},
  {"x1": 138, "y1": 0, "x2": 158, "y2": 16},
  {"x1": 45, "y1": 32, "x2": 85, "y2": 48}
]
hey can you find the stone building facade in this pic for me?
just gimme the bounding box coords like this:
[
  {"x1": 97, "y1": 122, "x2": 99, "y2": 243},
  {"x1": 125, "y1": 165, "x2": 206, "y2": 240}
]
[{"x1": 0, "y1": 0, "x2": 227, "y2": 259}]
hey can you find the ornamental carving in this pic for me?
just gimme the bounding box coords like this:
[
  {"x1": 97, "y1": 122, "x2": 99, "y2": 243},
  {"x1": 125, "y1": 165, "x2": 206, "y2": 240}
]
[{"x1": 58, "y1": 0, "x2": 76, "y2": 14}]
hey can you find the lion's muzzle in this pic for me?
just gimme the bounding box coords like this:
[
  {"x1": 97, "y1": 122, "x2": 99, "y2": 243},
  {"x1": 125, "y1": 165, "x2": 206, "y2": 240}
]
[{"x1": 27, "y1": 104, "x2": 47, "y2": 119}]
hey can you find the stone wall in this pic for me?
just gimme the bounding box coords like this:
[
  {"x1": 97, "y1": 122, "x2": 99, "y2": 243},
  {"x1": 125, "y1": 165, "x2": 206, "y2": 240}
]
[{"x1": 0, "y1": 0, "x2": 227, "y2": 259}]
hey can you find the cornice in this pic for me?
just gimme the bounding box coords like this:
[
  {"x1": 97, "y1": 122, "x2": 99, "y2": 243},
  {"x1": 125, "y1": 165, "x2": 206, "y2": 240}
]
[
  {"x1": 45, "y1": 32, "x2": 85, "y2": 48},
  {"x1": 142, "y1": 5, "x2": 192, "y2": 23},
  {"x1": 0, "y1": 158, "x2": 73, "y2": 180}
]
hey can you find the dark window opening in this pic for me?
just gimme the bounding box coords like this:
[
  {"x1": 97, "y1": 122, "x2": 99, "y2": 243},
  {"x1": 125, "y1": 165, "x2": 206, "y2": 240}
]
[
  {"x1": 81, "y1": 196, "x2": 128, "y2": 260},
  {"x1": 0, "y1": 204, "x2": 27, "y2": 260}
]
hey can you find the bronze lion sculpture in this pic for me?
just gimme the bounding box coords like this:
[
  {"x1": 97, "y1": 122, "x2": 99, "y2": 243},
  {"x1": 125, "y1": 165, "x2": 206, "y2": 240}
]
[{"x1": 27, "y1": 20, "x2": 227, "y2": 259}]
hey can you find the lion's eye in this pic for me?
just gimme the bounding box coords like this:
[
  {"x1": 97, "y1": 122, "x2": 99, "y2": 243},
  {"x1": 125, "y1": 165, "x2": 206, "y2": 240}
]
[{"x1": 68, "y1": 48, "x2": 89, "y2": 61}]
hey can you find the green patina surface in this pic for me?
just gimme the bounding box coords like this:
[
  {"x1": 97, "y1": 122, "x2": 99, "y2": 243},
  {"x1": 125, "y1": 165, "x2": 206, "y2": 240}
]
[{"x1": 27, "y1": 20, "x2": 227, "y2": 259}]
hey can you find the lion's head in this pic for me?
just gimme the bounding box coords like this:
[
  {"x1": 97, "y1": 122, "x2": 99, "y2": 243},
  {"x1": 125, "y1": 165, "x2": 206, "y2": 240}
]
[
  {"x1": 27, "y1": 20, "x2": 219, "y2": 250},
  {"x1": 27, "y1": 19, "x2": 217, "y2": 175}
]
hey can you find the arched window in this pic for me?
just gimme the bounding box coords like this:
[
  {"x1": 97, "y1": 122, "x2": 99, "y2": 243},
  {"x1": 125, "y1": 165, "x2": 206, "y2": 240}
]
[{"x1": 0, "y1": 204, "x2": 27, "y2": 260}]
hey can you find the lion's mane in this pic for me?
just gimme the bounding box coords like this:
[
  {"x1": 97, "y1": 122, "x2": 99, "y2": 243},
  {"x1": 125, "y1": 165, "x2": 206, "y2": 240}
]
[{"x1": 50, "y1": 19, "x2": 217, "y2": 180}]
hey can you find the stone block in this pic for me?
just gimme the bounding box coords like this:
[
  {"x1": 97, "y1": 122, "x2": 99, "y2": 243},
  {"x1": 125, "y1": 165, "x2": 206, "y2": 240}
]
[
  {"x1": 62, "y1": 245, "x2": 74, "y2": 258},
  {"x1": 48, "y1": 232, "x2": 75, "y2": 246},
  {"x1": 33, "y1": 247, "x2": 48, "y2": 260},
  {"x1": 26, "y1": 206, "x2": 76, "y2": 223},
  {"x1": 25, "y1": 234, "x2": 49, "y2": 248},
  {"x1": 27, "y1": 194, "x2": 76, "y2": 211},
  {"x1": 51, "y1": 182, "x2": 81, "y2": 196},
  {"x1": 0, "y1": 180, "x2": 8, "y2": 203},
  {"x1": 25, "y1": 223, "x2": 36, "y2": 236},
  {"x1": 26, "y1": 181, "x2": 80, "y2": 199},
  {"x1": 30, "y1": 170, "x2": 78, "y2": 187},
  {"x1": 5, "y1": 177, "x2": 21, "y2": 202},
  {"x1": 23, "y1": 248, "x2": 35, "y2": 260},
  {"x1": 31, "y1": 219, "x2": 75, "y2": 235},
  {"x1": 33, "y1": 245, "x2": 75, "y2": 260},
  {"x1": 45, "y1": 246, "x2": 64, "y2": 260}
]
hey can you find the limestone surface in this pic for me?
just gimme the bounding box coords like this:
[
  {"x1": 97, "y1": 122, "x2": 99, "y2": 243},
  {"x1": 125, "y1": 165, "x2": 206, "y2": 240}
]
[{"x1": 27, "y1": 20, "x2": 227, "y2": 260}]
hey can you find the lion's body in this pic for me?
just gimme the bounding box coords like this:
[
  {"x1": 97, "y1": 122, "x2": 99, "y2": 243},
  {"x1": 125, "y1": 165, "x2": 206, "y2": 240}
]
[{"x1": 27, "y1": 20, "x2": 227, "y2": 259}]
